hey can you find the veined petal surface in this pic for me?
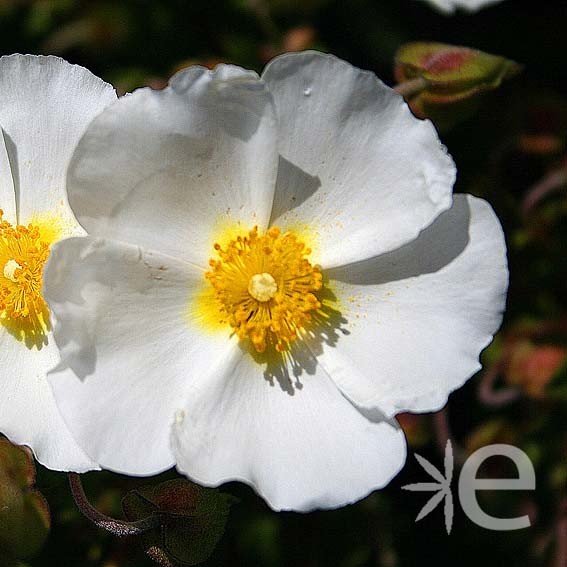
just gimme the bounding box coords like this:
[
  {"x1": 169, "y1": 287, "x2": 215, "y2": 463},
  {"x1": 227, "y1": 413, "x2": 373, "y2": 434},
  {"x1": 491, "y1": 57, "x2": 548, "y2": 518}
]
[
  {"x1": 172, "y1": 341, "x2": 406, "y2": 512},
  {"x1": 0, "y1": 54, "x2": 117, "y2": 227},
  {"x1": 67, "y1": 65, "x2": 279, "y2": 267},
  {"x1": 0, "y1": 331, "x2": 96, "y2": 472},
  {"x1": 44, "y1": 237, "x2": 232, "y2": 474},
  {"x1": 0, "y1": 54, "x2": 116, "y2": 471},
  {"x1": 263, "y1": 51, "x2": 455, "y2": 268},
  {"x1": 314, "y1": 195, "x2": 508, "y2": 416},
  {"x1": 42, "y1": 52, "x2": 508, "y2": 510}
]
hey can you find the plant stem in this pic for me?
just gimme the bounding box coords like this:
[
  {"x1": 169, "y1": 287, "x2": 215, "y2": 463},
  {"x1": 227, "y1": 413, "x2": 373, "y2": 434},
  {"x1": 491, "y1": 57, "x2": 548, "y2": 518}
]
[
  {"x1": 522, "y1": 164, "x2": 567, "y2": 215},
  {"x1": 68, "y1": 473, "x2": 160, "y2": 537},
  {"x1": 394, "y1": 77, "x2": 428, "y2": 99},
  {"x1": 478, "y1": 360, "x2": 520, "y2": 408}
]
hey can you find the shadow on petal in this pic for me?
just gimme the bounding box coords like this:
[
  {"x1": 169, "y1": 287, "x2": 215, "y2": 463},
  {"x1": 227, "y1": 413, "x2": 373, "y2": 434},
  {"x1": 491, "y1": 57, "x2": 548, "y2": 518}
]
[
  {"x1": 1, "y1": 306, "x2": 50, "y2": 350},
  {"x1": 240, "y1": 283, "x2": 349, "y2": 396},
  {"x1": 269, "y1": 156, "x2": 321, "y2": 222},
  {"x1": 327, "y1": 195, "x2": 471, "y2": 286},
  {"x1": 2, "y1": 129, "x2": 20, "y2": 219}
]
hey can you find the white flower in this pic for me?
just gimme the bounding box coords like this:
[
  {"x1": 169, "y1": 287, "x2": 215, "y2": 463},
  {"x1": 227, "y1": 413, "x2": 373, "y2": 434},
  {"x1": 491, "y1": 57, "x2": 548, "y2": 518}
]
[
  {"x1": 419, "y1": 0, "x2": 507, "y2": 14},
  {"x1": 0, "y1": 54, "x2": 116, "y2": 470},
  {"x1": 44, "y1": 51, "x2": 508, "y2": 511}
]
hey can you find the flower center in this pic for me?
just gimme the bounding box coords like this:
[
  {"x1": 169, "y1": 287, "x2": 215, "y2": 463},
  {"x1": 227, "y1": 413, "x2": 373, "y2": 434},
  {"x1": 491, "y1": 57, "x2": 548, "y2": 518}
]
[
  {"x1": 248, "y1": 272, "x2": 278, "y2": 302},
  {"x1": 0, "y1": 210, "x2": 52, "y2": 337},
  {"x1": 206, "y1": 226, "x2": 323, "y2": 353}
]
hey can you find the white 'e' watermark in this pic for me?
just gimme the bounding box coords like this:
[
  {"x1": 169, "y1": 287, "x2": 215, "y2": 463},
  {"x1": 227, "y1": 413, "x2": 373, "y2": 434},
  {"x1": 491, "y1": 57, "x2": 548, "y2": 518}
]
[{"x1": 402, "y1": 441, "x2": 536, "y2": 534}]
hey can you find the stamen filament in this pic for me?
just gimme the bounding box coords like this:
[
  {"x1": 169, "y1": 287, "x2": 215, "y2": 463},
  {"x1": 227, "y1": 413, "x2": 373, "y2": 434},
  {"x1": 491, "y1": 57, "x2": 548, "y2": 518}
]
[{"x1": 206, "y1": 226, "x2": 322, "y2": 353}]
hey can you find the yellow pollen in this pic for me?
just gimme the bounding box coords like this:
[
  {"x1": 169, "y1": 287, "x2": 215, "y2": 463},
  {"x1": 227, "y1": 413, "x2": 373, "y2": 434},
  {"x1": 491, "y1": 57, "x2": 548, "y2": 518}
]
[
  {"x1": 205, "y1": 225, "x2": 323, "y2": 353},
  {"x1": 0, "y1": 209, "x2": 52, "y2": 338},
  {"x1": 248, "y1": 272, "x2": 278, "y2": 302}
]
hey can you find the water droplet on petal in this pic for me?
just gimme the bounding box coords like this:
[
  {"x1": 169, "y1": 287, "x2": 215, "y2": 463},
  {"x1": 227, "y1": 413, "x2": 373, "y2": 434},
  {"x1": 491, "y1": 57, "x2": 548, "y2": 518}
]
[{"x1": 175, "y1": 409, "x2": 186, "y2": 424}]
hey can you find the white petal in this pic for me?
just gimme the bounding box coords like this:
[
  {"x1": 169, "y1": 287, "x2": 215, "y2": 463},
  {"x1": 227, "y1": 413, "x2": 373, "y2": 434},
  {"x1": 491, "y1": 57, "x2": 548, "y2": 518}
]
[
  {"x1": 0, "y1": 129, "x2": 16, "y2": 223},
  {"x1": 172, "y1": 340, "x2": 407, "y2": 512},
  {"x1": 44, "y1": 236, "x2": 232, "y2": 474},
  {"x1": 0, "y1": 331, "x2": 96, "y2": 472},
  {"x1": 67, "y1": 65, "x2": 278, "y2": 267},
  {"x1": 0, "y1": 54, "x2": 117, "y2": 226},
  {"x1": 262, "y1": 51, "x2": 455, "y2": 268},
  {"x1": 418, "y1": 0, "x2": 506, "y2": 14},
  {"x1": 312, "y1": 194, "x2": 508, "y2": 416}
]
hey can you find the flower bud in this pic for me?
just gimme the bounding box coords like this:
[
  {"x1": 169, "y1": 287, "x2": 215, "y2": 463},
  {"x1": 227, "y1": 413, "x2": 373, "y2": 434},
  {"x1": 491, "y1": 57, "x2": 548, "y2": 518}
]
[{"x1": 395, "y1": 42, "x2": 522, "y2": 129}]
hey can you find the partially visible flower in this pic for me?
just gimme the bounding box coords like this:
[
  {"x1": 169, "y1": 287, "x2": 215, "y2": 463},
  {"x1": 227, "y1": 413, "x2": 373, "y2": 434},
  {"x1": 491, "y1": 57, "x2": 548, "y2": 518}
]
[
  {"x1": 0, "y1": 55, "x2": 116, "y2": 471},
  {"x1": 44, "y1": 51, "x2": 508, "y2": 511},
  {"x1": 418, "y1": 0, "x2": 507, "y2": 14}
]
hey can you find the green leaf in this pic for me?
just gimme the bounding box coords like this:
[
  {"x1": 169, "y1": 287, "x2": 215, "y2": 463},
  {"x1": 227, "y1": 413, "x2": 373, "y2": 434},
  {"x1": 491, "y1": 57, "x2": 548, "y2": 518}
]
[
  {"x1": 123, "y1": 479, "x2": 237, "y2": 566},
  {"x1": 0, "y1": 439, "x2": 50, "y2": 559}
]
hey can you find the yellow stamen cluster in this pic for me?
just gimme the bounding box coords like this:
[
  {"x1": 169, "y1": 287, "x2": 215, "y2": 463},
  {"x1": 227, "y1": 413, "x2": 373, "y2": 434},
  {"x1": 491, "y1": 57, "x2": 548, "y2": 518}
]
[
  {"x1": 0, "y1": 210, "x2": 51, "y2": 335},
  {"x1": 206, "y1": 226, "x2": 323, "y2": 353}
]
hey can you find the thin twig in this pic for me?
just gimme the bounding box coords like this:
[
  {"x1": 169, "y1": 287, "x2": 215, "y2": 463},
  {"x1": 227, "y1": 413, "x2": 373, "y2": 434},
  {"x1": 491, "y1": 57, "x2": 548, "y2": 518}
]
[
  {"x1": 522, "y1": 166, "x2": 567, "y2": 215},
  {"x1": 68, "y1": 473, "x2": 160, "y2": 537},
  {"x1": 478, "y1": 360, "x2": 520, "y2": 408}
]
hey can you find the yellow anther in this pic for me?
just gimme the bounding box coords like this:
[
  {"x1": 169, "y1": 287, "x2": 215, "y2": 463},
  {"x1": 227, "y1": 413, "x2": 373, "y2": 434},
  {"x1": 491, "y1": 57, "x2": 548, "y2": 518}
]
[
  {"x1": 0, "y1": 211, "x2": 53, "y2": 336},
  {"x1": 205, "y1": 226, "x2": 322, "y2": 352}
]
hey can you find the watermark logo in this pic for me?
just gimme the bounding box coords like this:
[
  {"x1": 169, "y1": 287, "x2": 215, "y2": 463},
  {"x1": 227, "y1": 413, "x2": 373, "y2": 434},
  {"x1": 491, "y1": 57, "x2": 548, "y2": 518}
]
[{"x1": 402, "y1": 441, "x2": 536, "y2": 534}]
